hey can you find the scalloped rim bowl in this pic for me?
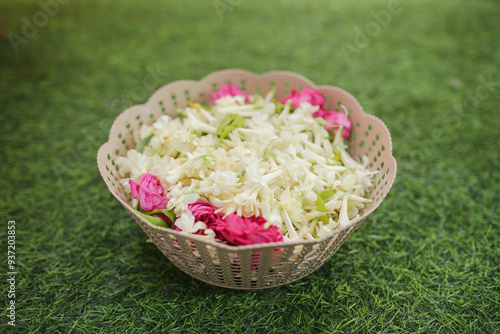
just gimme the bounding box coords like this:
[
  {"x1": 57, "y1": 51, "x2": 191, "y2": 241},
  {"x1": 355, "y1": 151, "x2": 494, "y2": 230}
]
[{"x1": 97, "y1": 69, "x2": 397, "y2": 289}]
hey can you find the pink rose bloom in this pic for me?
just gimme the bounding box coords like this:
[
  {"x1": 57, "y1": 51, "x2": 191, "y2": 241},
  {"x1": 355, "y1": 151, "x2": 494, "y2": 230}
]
[
  {"x1": 215, "y1": 214, "x2": 284, "y2": 246},
  {"x1": 171, "y1": 200, "x2": 224, "y2": 238},
  {"x1": 281, "y1": 88, "x2": 326, "y2": 109},
  {"x1": 129, "y1": 173, "x2": 169, "y2": 212},
  {"x1": 313, "y1": 109, "x2": 352, "y2": 139},
  {"x1": 212, "y1": 84, "x2": 250, "y2": 103},
  {"x1": 188, "y1": 200, "x2": 224, "y2": 229}
]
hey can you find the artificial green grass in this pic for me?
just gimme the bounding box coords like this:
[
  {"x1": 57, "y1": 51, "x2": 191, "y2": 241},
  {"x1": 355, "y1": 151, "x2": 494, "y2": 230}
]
[{"x1": 1, "y1": 0, "x2": 499, "y2": 332}]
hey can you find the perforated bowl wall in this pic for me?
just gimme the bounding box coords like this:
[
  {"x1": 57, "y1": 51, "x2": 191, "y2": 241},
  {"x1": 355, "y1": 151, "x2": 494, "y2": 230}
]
[{"x1": 97, "y1": 69, "x2": 397, "y2": 289}]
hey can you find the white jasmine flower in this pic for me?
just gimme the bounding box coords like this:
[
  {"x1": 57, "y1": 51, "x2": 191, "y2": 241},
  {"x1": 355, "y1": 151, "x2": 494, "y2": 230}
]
[
  {"x1": 338, "y1": 191, "x2": 351, "y2": 228},
  {"x1": 213, "y1": 95, "x2": 247, "y2": 107},
  {"x1": 185, "y1": 109, "x2": 217, "y2": 133},
  {"x1": 175, "y1": 210, "x2": 206, "y2": 234},
  {"x1": 244, "y1": 161, "x2": 283, "y2": 190},
  {"x1": 167, "y1": 182, "x2": 199, "y2": 215},
  {"x1": 280, "y1": 205, "x2": 298, "y2": 239},
  {"x1": 198, "y1": 170, "x2": 239, "y2": 196},
  {"x1": 116, "y1": 150, "x2": 157, "y2": 180},
  {"x1": 261, "y1": 204, "x2": 283, "y2": 227}
]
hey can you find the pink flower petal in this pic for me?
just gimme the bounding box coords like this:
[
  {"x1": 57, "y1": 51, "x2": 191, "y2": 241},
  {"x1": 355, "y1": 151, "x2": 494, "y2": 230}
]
[
  {"x1": 212, "y1": 84, "x2": 250, "y2": 103},
  {"x1": 130, "y1": 173, "x2": 169, "y2": 212},
  {"x1": 314, "y1": 110, "x2": 352, "y2": 139},
  {"x1": 281, "y1": 88, "x2": 326, "y2": 109},
  {"x1": 129, "y1": 179, "x2": 140, "y2": 199},
  {"x1": 215, "y1": 214, "x2": 283, "y2": 246}
]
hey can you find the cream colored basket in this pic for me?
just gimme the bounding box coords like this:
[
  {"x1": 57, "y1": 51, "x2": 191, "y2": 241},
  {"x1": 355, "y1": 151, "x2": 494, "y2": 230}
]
[{"x1": 97, "y1": 69, "x2": 397, "y2": 289}]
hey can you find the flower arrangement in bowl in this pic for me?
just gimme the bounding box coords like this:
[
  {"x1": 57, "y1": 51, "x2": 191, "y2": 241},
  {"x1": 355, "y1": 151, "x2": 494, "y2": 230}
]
[{"x1": 97, "y1": 69, "x2": 397, "y2": 289}]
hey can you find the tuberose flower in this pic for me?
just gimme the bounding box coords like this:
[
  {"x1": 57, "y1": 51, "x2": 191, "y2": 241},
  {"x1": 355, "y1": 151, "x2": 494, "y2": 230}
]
[
  {"x1": 281, "y1": 88, "x2": 326, "y2": 109},
  {"x1": 212, "y1": 84, "x2": 250, "y2": 103},
  {"x1": 174, "y1": 210, "x2": 212, "y2": 235},
  {"x1": 129, "y1": 173, "x2": 169, "y2": 212},
  {"x1": 215, "y1": 214, "x2": 284, "y2": 246}
]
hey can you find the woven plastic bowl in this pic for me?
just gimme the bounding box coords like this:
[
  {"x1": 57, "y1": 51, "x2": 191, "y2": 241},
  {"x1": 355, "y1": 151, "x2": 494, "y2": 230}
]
[{"x1": 97, "y1": 69, "x2": 397, "y2": 289}]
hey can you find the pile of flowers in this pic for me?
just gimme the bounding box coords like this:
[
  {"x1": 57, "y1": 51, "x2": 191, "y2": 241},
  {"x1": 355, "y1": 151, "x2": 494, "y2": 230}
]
[{"x1": 117, "y1": 84, "x2": 377, "y2": 246}]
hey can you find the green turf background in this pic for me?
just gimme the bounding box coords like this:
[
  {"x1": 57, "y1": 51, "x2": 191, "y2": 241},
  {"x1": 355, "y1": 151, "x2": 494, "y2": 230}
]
[{"x1": 1, "y1": 0, "x2": 499, "y2": 332}]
